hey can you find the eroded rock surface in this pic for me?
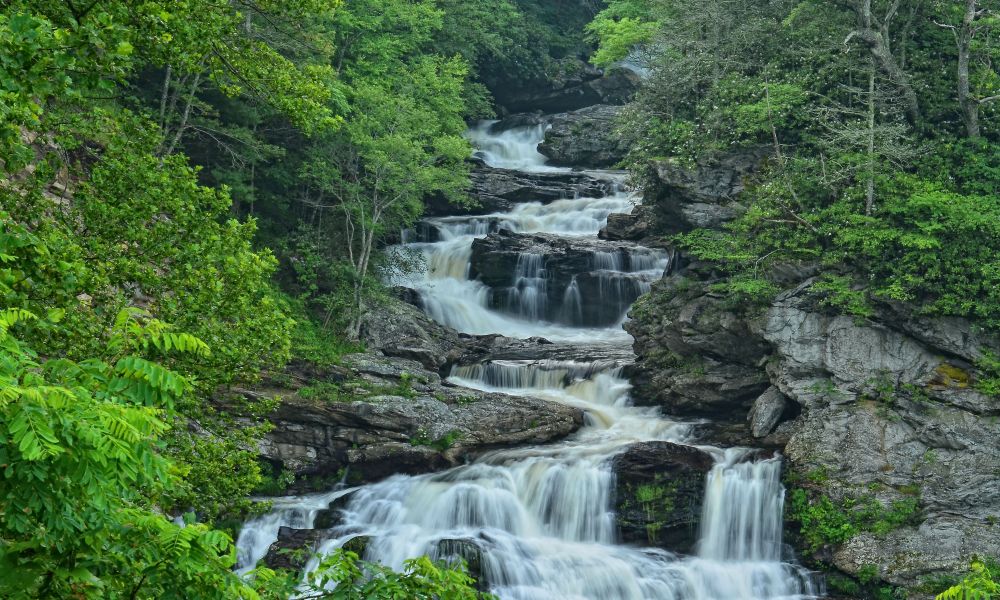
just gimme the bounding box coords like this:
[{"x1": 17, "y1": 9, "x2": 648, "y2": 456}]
[
  {"x1": 628, "y1": 266, "x2": 1000, "y2": 588},
  {"x1": 254, "y1": 353, "x2": 583, "y2": 492}
]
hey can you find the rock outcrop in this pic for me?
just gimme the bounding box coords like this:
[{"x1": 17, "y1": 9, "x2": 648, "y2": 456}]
[
  {"x1": 612, "y1": 442, "x2": 715, "y2": 553},
  {"x1": 599, "y1": 204, "x2": 667, "y2": 247},
  {"x1": 423, "y1": 165, "x2": 614, "y2": 218},
  {"x1": 645, "y1": 148, "x2": 769, "y2": 236},
  {"x1": 253, "y1": 353, "x2": 584, "y2": 492},
  {"x1": 357, "y1": 291, "x2": 468, "y2": 372},
  {"x1": 626, "y1": 148, "x2": 1000, "y2": 590},
  {"x1": 626, "y1": 265, "x2": 772, "y2": 422},
  {"x1": 538, "y1": 104, "x2": 628, "y2": 168},
  {"x1": 489, "y1": 59, "x2": 639, "y2": 114},
  {"x1": 631, "y1": 266, "x2": 1000, "y2": 587},
  {"x1": 469, "y1": 230, "x2": 668, "y2": 327}
]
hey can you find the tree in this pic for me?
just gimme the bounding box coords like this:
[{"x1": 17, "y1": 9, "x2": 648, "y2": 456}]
[
  {"x1": 299, "y1": 56, "x2": 471, "y2": 338},
  {"x1": 841, "y1": 0, "x2": 922, "y2": 124},
  {"x1": 935, "y1": 0, "x2": 1000, "y2": 137},
  {"x1": 936, "y1": 559, "x2": 999, "y2": 600}
]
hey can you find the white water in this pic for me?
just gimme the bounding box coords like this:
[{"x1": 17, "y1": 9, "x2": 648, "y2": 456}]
[
  {"x1": 466, "y1": 120, "x2": 569, "y2": 173},
  {"x1": 237, "y1": 122, "x2": 822, "y2": 599}
]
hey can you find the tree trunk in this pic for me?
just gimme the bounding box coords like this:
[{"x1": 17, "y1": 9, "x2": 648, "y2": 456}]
[
  {"x1": 958, "y1": 0, "x2": 980, "y2": 137},
  {"x1": 846, "y1": 0, "x2": 920, "y2": 124},
  {"x1": 866, "y1": 62, "x2": 876, "y2": 216}
]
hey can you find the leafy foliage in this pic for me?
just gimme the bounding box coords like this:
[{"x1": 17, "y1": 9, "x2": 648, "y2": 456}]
[
  {"x1": 789, "y1": 488, "x2": 921, "y2": 553},
  {"x1": 0, "y1": 310, "x2": 250, "y2": 599},
  {"x1": 251, "y1": 549, "x2": 495, "y2": 599},
  {"x1": 589, "y1": 0, "x2": 1000, "y2": 336},
  {"x1": 937, "y1": 560, "x2": 999, "y2": 600}
]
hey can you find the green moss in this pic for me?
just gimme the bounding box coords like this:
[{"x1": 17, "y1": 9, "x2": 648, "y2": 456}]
[
  {"x1": 789, "y1": 488, "x2": 921, "y2": 552},
  {"x1": 410, "y1": 428, "x2": 463, "y2": 452},
  {"x1": 934, "y1": 363, "x2": 972, "y2": 388},
  {"x1": 622, "y1": 477, "x2": 682, "y2": 544}
]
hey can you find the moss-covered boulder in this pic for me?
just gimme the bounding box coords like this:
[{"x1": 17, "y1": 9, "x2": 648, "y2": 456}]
[{"x1": 612, "y1": 441, "x2": 714, "y2": 553}]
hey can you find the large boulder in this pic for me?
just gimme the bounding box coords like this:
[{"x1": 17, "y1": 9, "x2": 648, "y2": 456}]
[
  {"x1": 612, "y1": 442, "x2": 715, "y2": 553},
  {"x1": 748, "y1": 387, "x2": 792, "y2": 438},
  {"x1": 253, "y1": 354, "x2": 584, "y2": 492},
  {"x1": 538, "y1": 105, "x2": 628, "y2": 168},
  {"x1": 599, "y1": 205, "x2": 670, "y2": 248},
  {"x1": 357, "y1": 291, "x2": 467, "y2": 372}
]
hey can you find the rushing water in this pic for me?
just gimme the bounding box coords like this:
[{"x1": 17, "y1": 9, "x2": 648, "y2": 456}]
[{"x1": 237, "y1": 122, "x2": 822, "y2": 599}]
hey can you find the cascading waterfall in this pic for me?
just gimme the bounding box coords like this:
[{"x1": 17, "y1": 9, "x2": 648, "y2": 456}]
[
  {"x1": 465, "y1": 121, "x2": 565, "y2": 173},
  {"x1": 699, "y1": 457, "x2": 786, "y2": 562},
  {"x1": 237, "y1": 121, "x2": 822, "y2": 599},
  {"x1": 508, "y1": 253, "x2": 548, "y2": 320},
  {"x1": 561, "y1": 276, "x2": 584, "y2": 324}
]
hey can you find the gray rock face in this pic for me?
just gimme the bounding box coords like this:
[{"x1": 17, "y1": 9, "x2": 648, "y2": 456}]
[
  {"x1": 647, "y1": 148, "x2": 769, "y2": 236},
  {"x1": 612, "y1": 442, "x2": 715, "y2": 554},
  {"x1": 599, "y1": 205, "x2": 670, "y2": 247},
  {"x1": 625, "y1": 272, "x2": 771, "y2": 420},
  {"x1": 538, "y1": 105, "x2": 627, "y2": 168},
  {"x1": 470, "y1": 230, "x2": 668, "y2": 327},
  {"x1": 358, "y1": 292, "x2": 467, "y2": 372},
  {"x1": 256, "y1": 354, "x2": 584, "y2": 491},
  {"x1": 628, "y1": 268, "x2": 1000, "y2": 589}
]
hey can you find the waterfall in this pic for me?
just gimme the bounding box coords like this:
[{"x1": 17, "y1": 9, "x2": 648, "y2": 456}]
[
  {"x1": 465, "y1": 121, "x2": 565, "y2": 173},
  {"x1": 507, "y1": 253, "x2": 548, "y2": 320},
  {"x1": 699, "y1": 457, "x2": 787, "y2": 562},
  {"x1": 234, "y1": 487, "x2": 355, "y2": 574},
  {"x1": 561, "y1": 277, "x2": 583, "y2": 325},
  {"x1": 237, "y1": 118, "x2": 822, "y2": 600}
]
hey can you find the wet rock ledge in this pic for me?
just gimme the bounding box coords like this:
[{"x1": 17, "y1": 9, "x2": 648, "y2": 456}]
[{"x1": 244, "y1": 296, "x2": 585, "y2": 493}]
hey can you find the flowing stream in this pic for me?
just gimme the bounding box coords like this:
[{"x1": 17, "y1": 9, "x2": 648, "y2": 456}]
[{"x1": 237, "y1": 121, "x2": 822, "y2": 599}]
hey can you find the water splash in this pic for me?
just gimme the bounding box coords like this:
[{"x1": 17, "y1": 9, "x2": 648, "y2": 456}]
[{"x1": 466, "y1": 121, "x2": 568, "y2": 173}]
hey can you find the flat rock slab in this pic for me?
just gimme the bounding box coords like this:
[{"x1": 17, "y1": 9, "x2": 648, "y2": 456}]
[{"x1": 256, "y1": 353, "x2": 585, "y2": 492}]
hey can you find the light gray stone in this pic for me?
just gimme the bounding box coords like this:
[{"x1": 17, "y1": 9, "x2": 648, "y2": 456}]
[{"x1": 748, "y1": 387, "x2": 789, "y2": 438}]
